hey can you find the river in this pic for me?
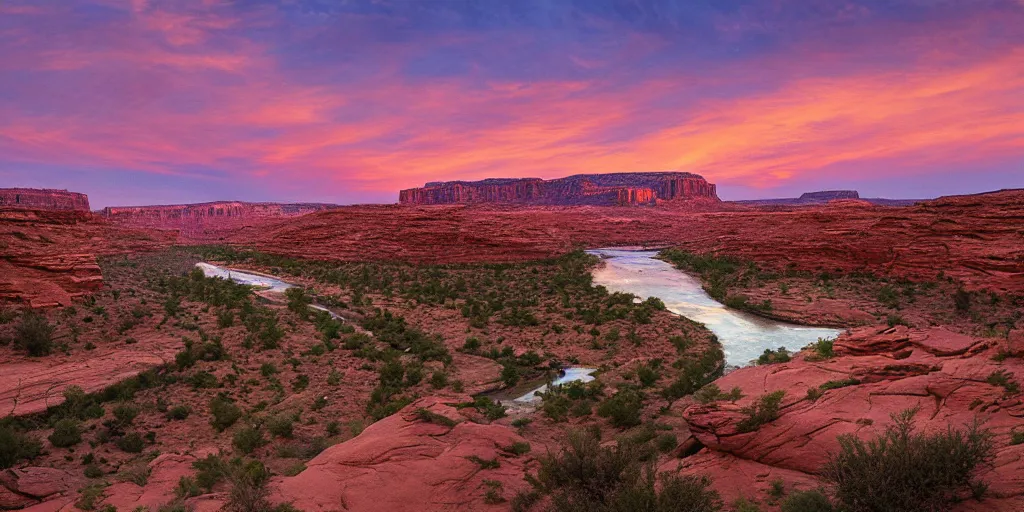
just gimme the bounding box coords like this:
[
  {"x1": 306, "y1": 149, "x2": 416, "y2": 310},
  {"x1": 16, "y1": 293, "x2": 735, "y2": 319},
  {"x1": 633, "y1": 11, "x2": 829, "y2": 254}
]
[{"x1": 588, "y1": 249, "x2": 840, "y2": 367}]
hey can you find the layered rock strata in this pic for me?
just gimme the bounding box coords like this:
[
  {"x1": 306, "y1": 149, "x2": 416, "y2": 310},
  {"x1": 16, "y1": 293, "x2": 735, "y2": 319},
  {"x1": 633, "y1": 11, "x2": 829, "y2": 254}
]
[
  {"x1": 0, "y1": 188, "x2": 90, "y2": 211},
  {"x1": 102, "y1": 201, "x2": 339, "y2": 237},
  {"x1": 399, "y1": 172, "x2": 719, "y2": 206}
]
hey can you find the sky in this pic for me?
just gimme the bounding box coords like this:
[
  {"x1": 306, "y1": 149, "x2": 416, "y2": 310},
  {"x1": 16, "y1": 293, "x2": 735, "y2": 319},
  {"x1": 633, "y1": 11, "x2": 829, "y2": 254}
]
[{"x1": 1, "y1": 0, "x2": 1022, "y2": 207}]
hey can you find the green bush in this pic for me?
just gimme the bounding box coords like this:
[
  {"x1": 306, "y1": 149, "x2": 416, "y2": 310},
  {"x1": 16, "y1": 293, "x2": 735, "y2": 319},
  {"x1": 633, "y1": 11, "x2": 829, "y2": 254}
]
[
  {"x1": 15, "y1": 311, "x2": 55, "y2": 356},
  {"x1": 266, "y1": 415, "x2": 294, "y2": 438},
  {"x1": 113, "y1": 403, "x2": 141, "y2": 426},
  {"x1": 209, "y1": 395, "x2": 242, "y2": 432},
  {"x1": 166, "y1": 405, "x2": 191, "y2": 421},
  {"x1": 0, "y1": 426, "x2": 41, "y2": 468},
  {"x1": 736, "y1": 391, "x2": 785, "y2": 433},
  {"x1": 823, "y1": 408, "x2": 994, "y2": 512},
  {"x1": 117, "y1": 432, "x2": 146, "y2": 453},
  {"x1": 780, "y1": 490, "x2": 835, "y2": 512},
  {"x1": 757, "y1": 348, "x2": 791, "y2": 365},
  {"x1": 233, "y1": 425, "x2": 266, "y2": 454},
  {"x1": 597, "y1": 386, "x2": 644, "y2": 428},
  {"x1": 530, "y1": 429, "x2": 721, "y2": 511},
  {"x1": 49, "y1": 418, "x2": 82, "y2": 447}
]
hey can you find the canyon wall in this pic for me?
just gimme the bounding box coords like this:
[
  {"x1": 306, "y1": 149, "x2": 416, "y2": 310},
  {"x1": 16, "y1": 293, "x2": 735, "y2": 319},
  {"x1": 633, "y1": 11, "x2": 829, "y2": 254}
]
[
  {"x1": 102, "y1": 201, "x2": 340, "y2": 238},
  {"x1": 0, "y1": 188, "x2": 90, "y2": 211},
  {"x1": 399, "y1": 172, "x2": 719, "y2": 206}
]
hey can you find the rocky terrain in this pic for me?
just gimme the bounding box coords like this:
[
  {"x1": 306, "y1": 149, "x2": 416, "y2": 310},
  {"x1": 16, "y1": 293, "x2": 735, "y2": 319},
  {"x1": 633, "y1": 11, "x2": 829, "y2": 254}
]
[
  {"x1": 399, "y1": 172, "x2": 719, "y2": 206},
  {"x1": 1, "y1": 186, "x2": 1022, "y2": 512},
  {"x1": 102, "y1": 202, "x2": 340, "y2": 239},
  {"x1": 0, "y1": 189, "x2": 90, "y2": 212},
  {"x1": 0, "y1": 208, "x2": 173, "y2": 307},
  {"x1": 233, "y1": 189, "x2": 1024, "y2": 294}
]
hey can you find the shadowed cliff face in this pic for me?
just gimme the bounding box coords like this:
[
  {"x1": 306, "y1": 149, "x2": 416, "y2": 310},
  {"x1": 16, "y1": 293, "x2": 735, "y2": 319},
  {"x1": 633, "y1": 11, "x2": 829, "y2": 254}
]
[
  {"x1": 399, "y1": 172, "x2": 719, "y2": 205},
  {"x1": 0, "y1": 188, "x2": 90, "y2": 212}
]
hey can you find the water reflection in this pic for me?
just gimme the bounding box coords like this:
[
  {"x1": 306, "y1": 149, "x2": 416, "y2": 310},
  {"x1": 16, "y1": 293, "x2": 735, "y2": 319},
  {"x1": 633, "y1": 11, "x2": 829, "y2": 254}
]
[{"x1": 588, "y1": 249, "x2": 840, "y2": 367}]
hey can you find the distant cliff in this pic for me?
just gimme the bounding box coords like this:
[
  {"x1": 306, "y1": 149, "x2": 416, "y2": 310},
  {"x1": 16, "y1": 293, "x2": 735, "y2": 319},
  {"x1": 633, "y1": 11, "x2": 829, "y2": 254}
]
[
  {"x1": 799, "y1": 190, "x2": 860, "y2": 201},
  {"x1": 399, "y1": 172, "x2": 719, "y2": 206},
  {"x1": 735, "y1": 190, "x2": 919, "y2": 207},
  {"x1": 102, "y1": 201, "x2": 339, "y2": 237},
  {"x1": 0, "y1": 188, "x2": 90, "y2": 211}
]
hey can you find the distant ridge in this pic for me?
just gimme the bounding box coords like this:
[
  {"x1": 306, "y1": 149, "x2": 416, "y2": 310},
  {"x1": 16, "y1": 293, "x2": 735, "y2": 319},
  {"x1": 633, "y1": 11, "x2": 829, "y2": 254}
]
[{"x1": 734, "y1": 190, "x2": 920, "y2": 207}]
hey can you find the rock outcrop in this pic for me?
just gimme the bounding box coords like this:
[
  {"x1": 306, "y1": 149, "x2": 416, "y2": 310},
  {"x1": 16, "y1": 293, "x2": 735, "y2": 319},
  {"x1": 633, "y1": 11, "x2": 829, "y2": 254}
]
[
  {"x1": 399, "y1": 172, "x2": 719, "y2": 206},
  {"x1": 0, "y1": 189, "x2": 90, "y2": 212},
  {"x1": 676, "y1": 325, "x2": 1024, "y2": 511},
  {"x1": 102, "y1": 201, "x2": 340, "y2": 238},
  {"x1": 734, "y1": 190, "x2": 919, "y2": 207},
  {"x1": 0, "y1": 208, "x2": 173, "y2": 307}
]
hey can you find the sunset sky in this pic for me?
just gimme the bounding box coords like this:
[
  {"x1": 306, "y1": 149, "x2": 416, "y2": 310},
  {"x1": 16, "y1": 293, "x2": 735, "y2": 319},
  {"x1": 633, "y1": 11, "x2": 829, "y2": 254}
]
[{"x1": 1, "y1": 0, "x2": 1022, "y2": 207}]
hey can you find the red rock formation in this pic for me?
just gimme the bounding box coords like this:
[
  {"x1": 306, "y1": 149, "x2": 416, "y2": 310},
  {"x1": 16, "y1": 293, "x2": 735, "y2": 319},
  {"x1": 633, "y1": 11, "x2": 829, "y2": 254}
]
[
  {"x1": 102, "y1": 201, "x2": 339, "y2": 238},
  {"x1": 676, "y1": 325, "x2": 1024, "y2": 510},
  {"x1": 399, "y1": 172, "x2": 719, "y2": 206},
  {"x1": 799, "y1": 190, "x2": 860, "y2": 200},
  {"x1": 0, "y1": 188, "x2": 90, "y2": 212},
  {"x1": 0, "y1": 207, "x2": 174, "y2": 307}
]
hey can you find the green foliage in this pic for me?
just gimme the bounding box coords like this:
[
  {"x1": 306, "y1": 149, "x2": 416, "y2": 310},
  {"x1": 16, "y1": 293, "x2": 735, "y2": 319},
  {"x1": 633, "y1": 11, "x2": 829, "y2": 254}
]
[
  {"x1": 597, "y1": 385, "x2": 645, "y2": 428},
  {"x1": 0, "y1": 426, "x2": 41, "y2": 468},
  {"x1": 823, "y1": 408, "x2": 994, "y2": 512},
  {"x1": 233, "y1": 425, "x2": 266, "y2": 454},
  {"x1": 529, "y1": 429, "x2": 722, "y2": 512},
  {"x1": 757, "y1": 347, "x2": 791, "y2": 365},
  {"x1": 953, "y1": 288, "x2": 972, "y2": 313},
  {"x1": 266, "y1": 415, "x2": 294, "y2": 438},
  {"x1": 166, "y1": 405, "x2": 191, "y2": 421},
  {"x1": 49, "y1": 418, "x2": 82, "y2": 447},
  {"x1": 113, "y1": 403, "x2": 140, "y2": 426},
  {"x1": 285, "y1": 287, "x2": 312, "y2": 318},
  {"x1": 361, "y1": 310, "x2": 451, "y2": 364},
  {"x1": 693, "y1": 384, "x2": 744, "y2": 404},
  {"x1": 415, "y1": 408, "x2": 458, "y2": 427},
  {"x1": 662, "y1": 347, "x2": 724, "y2": 403},
  {"x1": 209, "y1": 395, "x2": 242, "y2": 432},
  {"x1": 818, "y1": 379, "x2": 860, "y2": 391},
  {"x1": 780, "y1": 490, "x2": 835, "y2": 512},
  {"x1": 987, "y1": 369, "x2": 1020, "y2": 395},
  {"x1": 15, "y1": 311, "x2": 55, "y2": 356},
  {"x1": 807, "y1": 338, "x2": 835, "y2": 360},
  {"x1": 736, "y1": 391, "x2": 785, "y2": 433},
  {"x1": 117, "y1": 432, "x2": 146, "y2": 453}
]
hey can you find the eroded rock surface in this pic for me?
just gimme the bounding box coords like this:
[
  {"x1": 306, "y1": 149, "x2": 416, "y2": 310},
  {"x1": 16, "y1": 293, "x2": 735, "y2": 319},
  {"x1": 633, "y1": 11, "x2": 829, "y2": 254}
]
[{"x1": 679, "y1": 325, "x2": 1024, "y2": 511}]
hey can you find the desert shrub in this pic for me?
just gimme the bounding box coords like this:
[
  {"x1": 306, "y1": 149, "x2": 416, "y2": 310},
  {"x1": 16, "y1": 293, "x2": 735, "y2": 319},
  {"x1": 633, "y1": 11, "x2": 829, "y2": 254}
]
[
  {"x1": 176, "y1": 475, "x2": 202, "y2": 498},
  {"x1": 987, "y1": 369, "x2": 1020, "y2": 395},
  {"x1": 266, "y1": 415, "x2": 294, "y2": 438},
  {"x1": 193, "y1": 454, "x2": 230, "y2": 491},
  {"x1": 117, "y1": 432, "x2": 146, "y2": 453},
  {"x1": 530, "y1": 429, "x2": 722, "y2": 512},
  {"x1": 662, "y1": 347, "x2": 724, "y2": 404},
  {"x1": 429, "y1": 371, "x2": 449, "y2": 389},
  {"x1": 637, "y1": 361, "x2": 662, "y2": 388},
  {"x1": 226, "y1": 459, "x2": 272, "y2": 512},
  {"x1": 807, "y1": 338, "x2": 834, "y2": 360},
  {"x1": 0, "y1": 426, "x2": 41, "y2": 468},
  {"x1": 49, "y1": 418, "x2": 82, "y2": 447},
  {"x1": 818, "y1": 379, "x2": 860, "y2": 391},
  {"x1": 822, "y1": 408, "x2": 994, "y2": 512},
  {"x1": 953, "y1": 288, "x2": 972, "y2": 313},
  {"x1": 217, "y1": 309, "x2": 235, "y2": 328},
  {"x1": 285, "y1": 287, "x2": 311, "y2": 318},
  {"x1": 210, "y1": 395, "x2": 242, "y2": 431},
  {"x1": 15, "y1": 311, "x2": 55, "y2": 356},
  {"x1": 233, "y1": 425, "x2": 266, "y2": 454},
  {"x1": 693, "y1": 384, "x2": 743, "y2": 404},
  {"x1": 113, "y1": 402, "x2": 141, "y2": 426},
  {"x1": 597, "y1": 386, "x2": 644, "y2": 428},
  {"x1": 736, "y1": 391, "x2": 785, "y2": 433},
  {"x1": 656, "y1": 433, "x2": 678, "y2": 453},
  {"x1": 757, "y1": 347, "x2": 791, "y2": 365},
  {"x1": 166, "y1": 405, "x2": 191, "y2": 421},
  {"x1": 415, "y1": 408, "x2": 457, "y2": 427},
  {"x1": 886, "y1": 313, "x2": 908, "y2": 327},
  {"x1": 780, "y1": 490, "x2": 835, "y2": 512}
]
